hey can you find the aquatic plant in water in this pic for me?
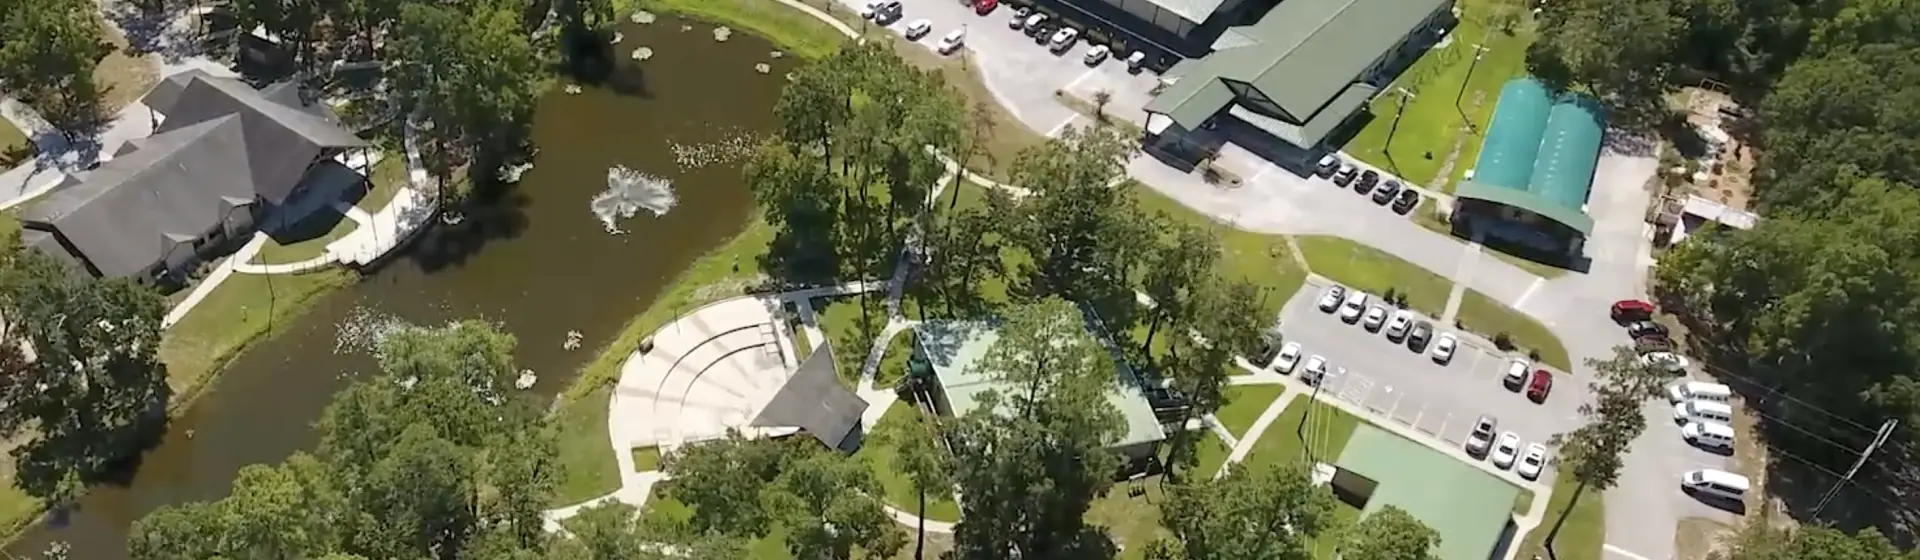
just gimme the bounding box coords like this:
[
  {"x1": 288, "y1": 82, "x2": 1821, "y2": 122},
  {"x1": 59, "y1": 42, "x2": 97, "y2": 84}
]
[
  {"x1": 591, "y1": 166, "x2": 677, "y2": 235},
  {"x1": 668, "y1": 129, "x2": 761, "y2": 171},
  {"x1": 754, "y1": 63, "x2": 771, "y2": 74},
  {"x1": 631, "y1": 10, "x2": 656, "y2": 24},
  {"x1": 334, "y1": 306, "x2": 411, "y2": 356},
  {"x1": 713, "y1": 26, "x2": 732, "y2": 42},
  {"x1": 632, "y1": 46, "x2": 654, "y2": 61}
]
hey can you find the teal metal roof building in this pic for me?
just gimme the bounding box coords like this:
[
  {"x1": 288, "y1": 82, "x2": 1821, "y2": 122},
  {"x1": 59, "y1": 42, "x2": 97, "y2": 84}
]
[
  {"x1": 1454, "y1": 78, "x2": 1605, "y2": 246},
  {"x1": 909, "y1": 320, "x2": 1168, "y2": 459}
]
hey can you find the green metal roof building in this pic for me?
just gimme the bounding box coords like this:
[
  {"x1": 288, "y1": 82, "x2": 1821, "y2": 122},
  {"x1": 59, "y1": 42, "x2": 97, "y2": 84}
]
[
  {"x1": 1452, "y1": 77, "x2": 1605, "y2": 257},
  {"x1": 909, "y1": 320, "x2": 1169, "y2": 461},
  {"x1": 1141, "y1": 0, "x2": 1454, "y2": 168},
  {"x1": 1332, "y1": 425, "x2": 1521, "y2": 560}
]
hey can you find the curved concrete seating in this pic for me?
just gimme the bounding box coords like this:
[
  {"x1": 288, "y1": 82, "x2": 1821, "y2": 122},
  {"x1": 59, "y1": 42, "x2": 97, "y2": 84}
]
[
  {"x1": 611, "y1": 297, "x2": 781, "y2": 449},
  {"x1": 672, "y1": 344, "x2": 786, "y2": 444},
  {"x1": 649, "y1": 328, "x2": 770, "y2": 441}
]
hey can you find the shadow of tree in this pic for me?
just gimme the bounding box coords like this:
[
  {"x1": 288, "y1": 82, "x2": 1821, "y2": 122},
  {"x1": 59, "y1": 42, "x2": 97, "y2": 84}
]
[{"x1": 400, "y1": 177, "x2": 533, "y2": 274}]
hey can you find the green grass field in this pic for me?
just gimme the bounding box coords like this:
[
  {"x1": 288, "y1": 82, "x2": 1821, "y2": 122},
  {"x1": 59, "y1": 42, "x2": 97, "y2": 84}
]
[
  {"x1": 1456, "y1": 290, "x2": 1571, "y2": 370},
  {"x1": 1341, "y1": 0, "x2": 1536, "y2": 191},
  {"x1": 854, "y1": 402, "x2": 962, "y2": 522},
  {"x1": 1516, "y1": 475, "x2": 1604, "y2": 560},
  {"x1": 1216, "y1": 385, "x2": 1288, "y2": 438},
  {"x1": 1296, "y1": 235, "x2": 1453, "y2": 316},
  {"x1": 0, "y1": 118, "x2": 31, "y2": 167}
]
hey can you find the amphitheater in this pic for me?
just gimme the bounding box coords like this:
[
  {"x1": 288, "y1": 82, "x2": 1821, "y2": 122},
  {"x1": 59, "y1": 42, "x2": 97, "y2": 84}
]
[{"x1": 608, "y1": 296, "x2": 867, "y2": 461}]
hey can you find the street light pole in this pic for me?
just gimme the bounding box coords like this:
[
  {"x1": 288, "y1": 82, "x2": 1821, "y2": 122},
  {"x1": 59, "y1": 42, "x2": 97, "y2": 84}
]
[{"x1": 1454, "y1": 42, "x2": 1489, "y2": 126}]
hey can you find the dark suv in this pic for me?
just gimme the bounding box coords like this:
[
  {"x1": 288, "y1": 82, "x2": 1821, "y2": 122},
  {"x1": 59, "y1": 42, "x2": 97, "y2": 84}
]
[
  {"x1": 1354, "y1": 169, "x2": 1379, "y2": 193},
  {"x1": 1371, "y1": 179, "x2": 1401, "y2": 204},
  {"x1": 1392, "y1": 189, "x2": 1419, "y2": 213}
]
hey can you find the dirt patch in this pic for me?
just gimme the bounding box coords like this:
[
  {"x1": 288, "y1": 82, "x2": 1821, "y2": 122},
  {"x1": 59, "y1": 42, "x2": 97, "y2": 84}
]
[
  {"x1": 1675, "y1": 516, "x2": 1734, "y2": 560},
  {"x1": 94, "y1": 15, "x2": 159, "y2": 113},
  {"x1": 1659, "y1": 87, "x2": 1755, "y2": 212}
]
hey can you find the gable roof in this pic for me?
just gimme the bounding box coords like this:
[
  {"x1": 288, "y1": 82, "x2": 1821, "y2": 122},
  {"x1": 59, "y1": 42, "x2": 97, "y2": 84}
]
[
  {"x1": 148, "y1": 70, "x2": 366, "y2": 203},
  {"x1": 22, "y1": 117, "x2": 259, "y2": 278},
  {"x1": 1143, "y1": 0, "x2": 1447, "y2": 146},
  {"x1": 752, "y1": 341, "x2": 870, "y2": 449},
  {"x1": 1456, "y1": 78, "x2": 1603, "y2": 234}
]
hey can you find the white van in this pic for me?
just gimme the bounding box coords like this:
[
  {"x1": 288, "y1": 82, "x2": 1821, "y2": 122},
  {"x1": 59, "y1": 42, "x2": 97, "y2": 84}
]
[
  {"x1": 1667, "y1": 381, "x2": 1732, "y2": 404},
  {"x1": 1681, "y1": 421, "x2": 1736, "y2": 449},
  {"x1": 1673, "y1": 400, "x2": 1734, "y2": 424},
  {"x1": 1680, "y1": 469, "x2": 1748, "y2": 501},
  {"x1": 1338, "y1": 290, "x2": 1369, "y2": 323}
]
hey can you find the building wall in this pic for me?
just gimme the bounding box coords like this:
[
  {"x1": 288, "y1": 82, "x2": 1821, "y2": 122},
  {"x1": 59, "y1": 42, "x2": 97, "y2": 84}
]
[
  {"x1": 1453, "y1": 199, "x2": 1583, "y2": 255},
  {"x1": 1360, "y1": 0, "x2": 1456, "y2": 86},
  {"x1": 1102, "y1": 0, "x2": 1199, "y2": 37}
]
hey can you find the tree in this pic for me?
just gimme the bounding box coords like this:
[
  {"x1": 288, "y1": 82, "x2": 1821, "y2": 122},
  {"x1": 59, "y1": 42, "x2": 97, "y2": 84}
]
[
  {"x1": 1543, "y1": 345, "x2": 1665, "y2": 552},
  {"x1": 949, "y1": 297, "x2": 1124, "y2": 558},
  {"x1": 390, "y1": 1, "x2": 543, "y2": 192},
  {"x1": 1339, "y1": 505, "x2": 1439, "y2": 560},
  {"x1": 765, "y1": 447, "x2": 907, "y2": 559},
  {"x1": 873, "y1": 407, "x2": 953, "y2": 558},
  {"x1": 1527, "y1": 0, "x2": 1685, "y2": 124},
  {"x1": 1712, "y1": 518, "x2": 1914, "y2": 560},
  {"x1": 657, "y1": 431, "x2": 799, "y2": 538},
  {"x1": 923, "y1": 190, "x2": 1012, "y2": 317},
  {"x1": 0, "y1": 248, "x2": 169, "y2": 500},
  {"x1": 1147, "y1": 462, "x2": 1338, "y2": 560},
  {"x1": 1138, "y1": 220, "x2": 1219, "y2": 355},
  {"x1": 1006, "y1": 124, "x2": 1151, "y2": 326},
  {"x1": 132, "y1": 321, "x2": 570, "y2": 559},
  {"x1": 0, "y1": 0, "x2": 110, "y2": 139},
  {"x1": 1160, "y1": 278, "x2": 1264, "y2": 480}
]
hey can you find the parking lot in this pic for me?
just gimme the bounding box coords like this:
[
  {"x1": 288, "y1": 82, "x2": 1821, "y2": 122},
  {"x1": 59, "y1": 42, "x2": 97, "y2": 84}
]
[
  {"x1": 1274, "y1": 279, "x2": 1592, "y2": 476},
  {"x1": 834, "y1": 0, "x2": 1162, "y2": 134}
]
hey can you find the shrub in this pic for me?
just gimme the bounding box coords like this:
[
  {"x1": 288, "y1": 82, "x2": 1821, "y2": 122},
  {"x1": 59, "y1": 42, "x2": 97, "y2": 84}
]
[{"x1": 1493, "y1": 332, "x2": 1514, "y2": 351}]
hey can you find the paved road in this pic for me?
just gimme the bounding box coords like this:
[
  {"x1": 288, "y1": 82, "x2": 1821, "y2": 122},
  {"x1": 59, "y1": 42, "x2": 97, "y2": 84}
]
[{"x1": 1276, "y1": 280, "x2": 1587, "y2": 482}]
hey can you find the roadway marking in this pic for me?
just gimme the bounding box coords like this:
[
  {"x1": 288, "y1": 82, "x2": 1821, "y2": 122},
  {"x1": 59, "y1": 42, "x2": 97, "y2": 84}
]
[
  {"x1": 1061, "y1": 68, "x2": 1100, "y2": 93},
  {"x1": 1410, "y1": 401, "x2": 1427, "y2": 426},
  {"x1": 1433, "y1": 412, "x2": 1452, "y2": 436},
  {"x1": 1602, "y1": 544, "x2": 1655, "y2": 560},
  {"x1": 1512, "y1": 277, "x2": 1546, "y2": 311}
]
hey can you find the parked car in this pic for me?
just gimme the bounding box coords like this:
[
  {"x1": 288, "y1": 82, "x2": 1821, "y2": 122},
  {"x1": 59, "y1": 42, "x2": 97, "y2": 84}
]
[
  {"x1": 1315, "y1": 155, "x2": 1341, "y2": 178},
  {"x1": 861, "y1": 0, "x2": 884, "y2": 19},
  {"x1": 974, "y1": 0, "x2": 998, "y2": 15},
  {"x1": 1491, "y1": 432, "x2": 1522, "y2": 468},
  {"x1": 1627, "y1": 320, "x2": 1669, "y2": 338},
  {"x1": 905, "y1": 19, "x2": 933, "y2": 40},
  {"x1": 1407, "y1": 320, "x2": 1433, "y2": 351},
  {"x1": 1527, "y1": 369, "x2": 1553, "y2": 402},
  {"x1": 1338, "y1": 290, "x2": 1368, "y2": 323},
  {"x1": 874, "y1": 0, "x2": 903, "y2": 22},
  {"x1": 1371, "y1": 179, "x2": 1402, "y2": 204},
  {"x1": 1083, "y1": 44, "x2": 1110, "y2": 65},
  {"x1": 1465, "y1": 415, "x2": 1498, "y2": 456},
  {"x1": 1516, "y1": 443, "x2": 1548, "y2": 479},
  {"x1": 1333, "y1": 164, "x2": 1358, "y2": 186},
  {"x1": 1049, "y1": 27, "x2": 1079, "y2": 52},
  {"x1": 1635, "y1": 335, "x2": 1674, "y2": 354},
  {"x1": 1384, "y1": 310, "x2": 1413, "y2": 340},
  {"x1": 936, "y1": 29, "x2": 966, "y2": 54},
  {"x1": 1009, "y1": 7, "x2": 1032, "y2": 28},
  {"x1": 1612, "y1": 299, "x2": 1655, "y2": 322},
  {"x1": 1392, "y1": 189, "x2": 1419, "y2": 214},
  {"x1": 1125, "y1": 51, "x2": 1147, "y2": 72},
  {"x1": 1503, "y1": 358, "x2": 1530, "y2": 387},
  {"x1": 1362, "y1": 305, "x2": 1389, "y2": 332},
  {"x1": 1273, "y1": 342, "x2": 1303, "y2": 374},
  {"x1": 1354, "y1": 169, "x2": 1380, "y2": 193},
  {"x1": 1431, "y1": 332, "x2": 1457, "y2": 364},
  {"x1": 1301, "y1": 355, "x2": 1328, "y2": 385},
  {"x1": 1021, "y1": 13, "x2": 1047, "y2": 33},
  {"x1": 1317, "y1": 284, "x2": 1346, "y2": 312},
  {"x1": 1641, "y1": 351, "x2": 1691, "y2": 373}
]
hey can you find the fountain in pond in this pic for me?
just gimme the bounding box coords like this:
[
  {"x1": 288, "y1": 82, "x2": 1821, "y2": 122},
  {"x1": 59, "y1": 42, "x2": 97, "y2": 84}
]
[{"x1": 590, "y1": 165, "x2": 677, "y2": 235}]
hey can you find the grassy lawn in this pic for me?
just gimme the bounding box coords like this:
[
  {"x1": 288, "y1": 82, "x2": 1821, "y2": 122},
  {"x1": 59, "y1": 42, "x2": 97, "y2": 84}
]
[
  {"x1": 550, "y1": 217, "x2": 775, "y2": 505},
  {"x1": 853, "y1": 401, "x2": 961, "y2": 522},
  {"x1": 813, "y1": 295, "x2": 890, "y2": 388},
  {"x1": 1086, "y1": 474, "x2": 1171, "y2": 560},
  {"x1": 158, "y1": 269, "x2": 354, "y2": 408},
  {"x1": 1237, "y1": 397, "x2": 1361, "y2": 474},
  {"x1": 1339, "y1": 0, "x2": 1535, "y2": 191},
  {"x1": 1483, "y1": 245, "x2": 1572, "y2": 280},
  {"x1": 254, "y1": 209, "x2": 355, "y2": 265},
  {"x1": 0, "y1": 118, "x2": 30, "y2": 167},
  {"x1": 1190, "y1": 431, "x2": 1232, "y2": 481},
  {"x1": 1296, "y1": 235, "x2": 1452, "y2": 317},
  {"x1": 1216, "y1": 385, "x2": 1288, "y2": 438},
  {"x1": 631, "y1": 446, "x2": 662, "y2": 472},
  {"x1": 1136, "y1": 185, "x2": 1308, "y2": 318},
  {"x1": 875, "y1": 327, "x2": 913, "y2": 390},
  {"x1": 1455, "y1": 290, "x2": 1570, "y2": 370},
  {"x1": 94, "y1": 16, "x2": 158, "y2": 112},
  {"x1": 1516, "y1": 475, "x2": 1604, "y2": 560},
  {"x1": 357, "y1": 154, "x2": 409, "y2": 213}
]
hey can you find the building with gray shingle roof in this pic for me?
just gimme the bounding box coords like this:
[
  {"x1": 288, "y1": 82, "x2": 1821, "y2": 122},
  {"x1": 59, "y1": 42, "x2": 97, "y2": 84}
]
[{"x1": 18, "y1": 70, "x2": 366, "y2": 284}]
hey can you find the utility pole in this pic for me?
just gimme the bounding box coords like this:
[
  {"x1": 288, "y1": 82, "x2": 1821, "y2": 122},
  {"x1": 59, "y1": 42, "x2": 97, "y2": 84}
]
[
  {"x1": 1454, "y1": 41, "x2": 1491, "y2": 129},
  {"x1": 1812, "y1": 419, "x2": 1898, "y2": 518}
]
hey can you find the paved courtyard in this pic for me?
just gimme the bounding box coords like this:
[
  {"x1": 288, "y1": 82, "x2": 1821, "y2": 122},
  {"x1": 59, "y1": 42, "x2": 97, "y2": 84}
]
[{"x1": 1275, "y1": 280, "x2": 1586, "y2": 478}]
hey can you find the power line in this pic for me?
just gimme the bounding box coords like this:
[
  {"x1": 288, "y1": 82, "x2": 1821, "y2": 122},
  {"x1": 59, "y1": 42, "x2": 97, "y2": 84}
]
[{"x1": 1692, "y1": 359, "x2": 1882, "y2": 435}]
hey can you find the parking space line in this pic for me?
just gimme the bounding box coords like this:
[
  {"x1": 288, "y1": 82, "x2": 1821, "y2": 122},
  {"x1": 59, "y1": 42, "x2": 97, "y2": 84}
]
[
  {"x1": 1409, "y1": 402, "x2": 1427, "y2": 426},
  {"x1": 1045, "y1": 114, "x2": 1081, "y2": 137},
  {"x1": 1386, "y1": 388, "x2": 1404, "y2": 415},
  {"x1": 1061, "y1": 68, "x2": 1100, "y2": 94},
  {"x1": 1435, "y1": 413, "x2": 1452, "y2": 436}
]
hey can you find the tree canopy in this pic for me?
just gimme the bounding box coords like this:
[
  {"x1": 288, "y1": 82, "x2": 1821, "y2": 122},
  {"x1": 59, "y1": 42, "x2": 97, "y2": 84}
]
[
  {"x1": 0, "y1": 0, "x2": 110, "y2": 139},
  {"x1": 1148, "y1": 462, "x2": 1341, "y2": 560}
]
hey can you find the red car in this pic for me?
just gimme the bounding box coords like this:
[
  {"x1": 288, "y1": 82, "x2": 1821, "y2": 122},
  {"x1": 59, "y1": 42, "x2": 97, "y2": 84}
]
[
  {"x1": 975, "y1": 0, "x2": 997, "y2": 14},
  {"x1": 1527, "y1": 370, "x2": 1552, "y2": 402},
  {"x1": 1611, "y1": 299, "x2": 1654, "y2": 322}
]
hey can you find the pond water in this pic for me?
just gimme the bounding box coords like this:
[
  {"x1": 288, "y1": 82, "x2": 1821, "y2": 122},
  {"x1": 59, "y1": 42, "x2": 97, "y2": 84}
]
[{"x1": 7, "y1": 16, "x2": 796, "y2": 557}]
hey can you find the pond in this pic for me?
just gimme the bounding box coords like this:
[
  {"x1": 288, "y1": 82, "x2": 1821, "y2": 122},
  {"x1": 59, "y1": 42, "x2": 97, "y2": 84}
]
[{"x1": 6, "y1": 15, "x2": 796, "y2": 558}]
